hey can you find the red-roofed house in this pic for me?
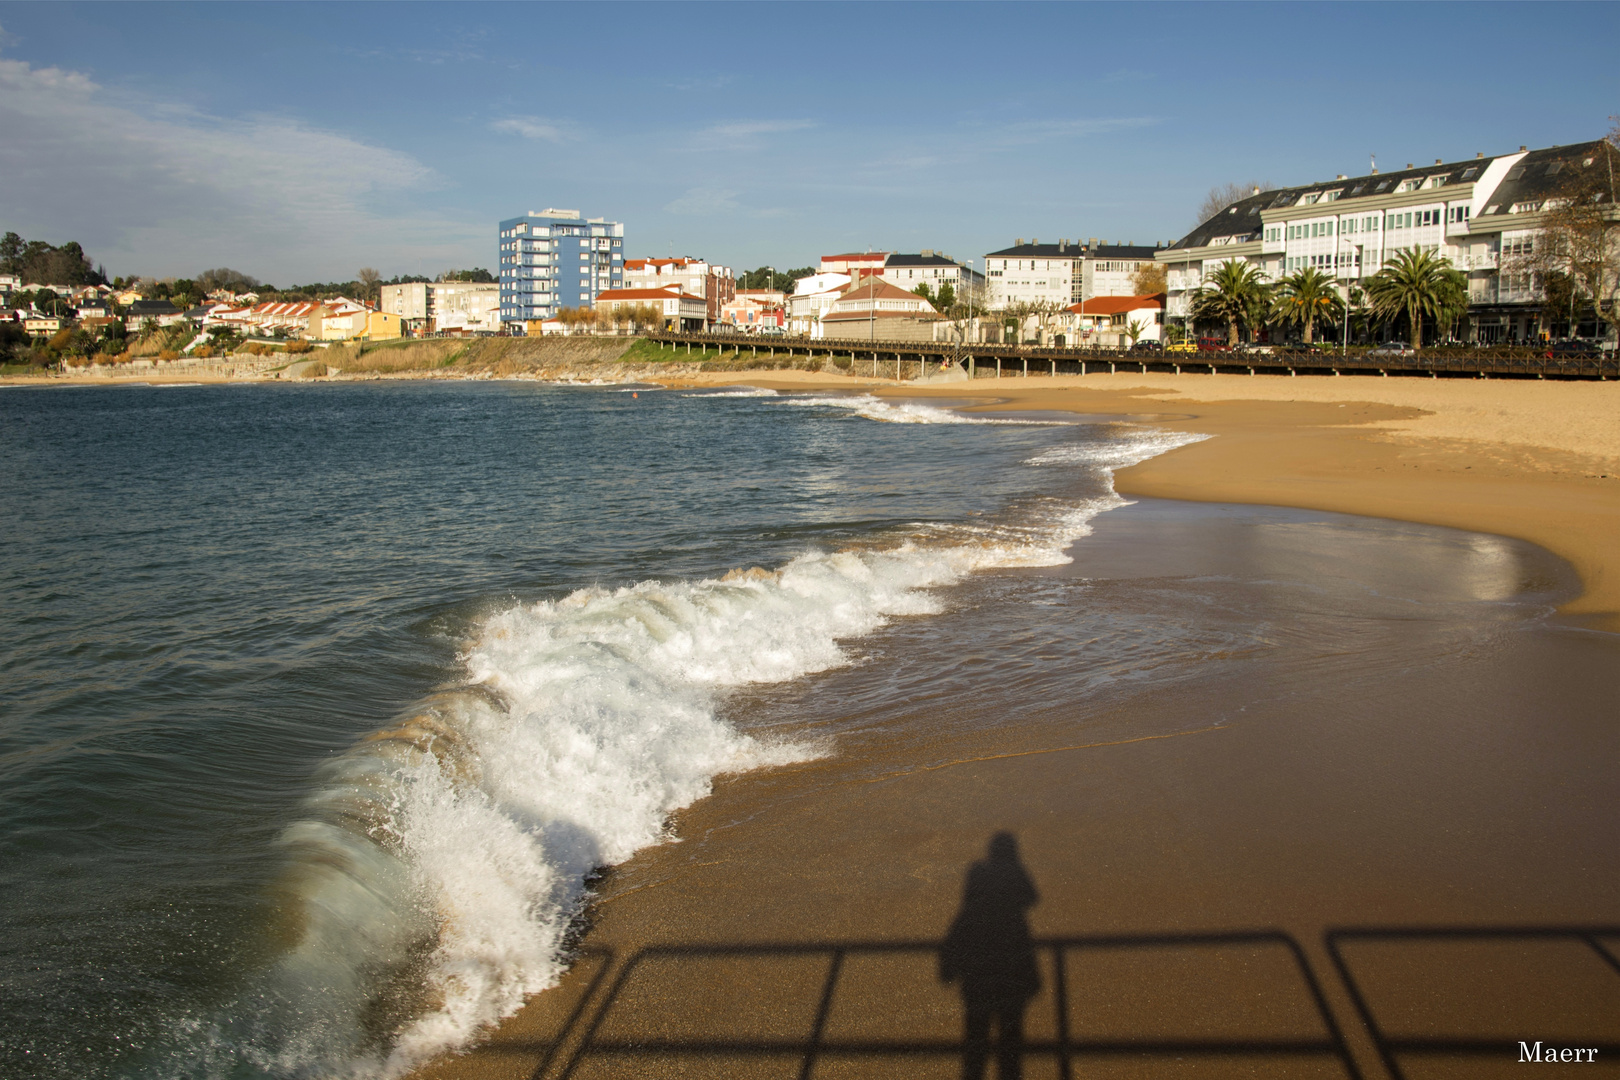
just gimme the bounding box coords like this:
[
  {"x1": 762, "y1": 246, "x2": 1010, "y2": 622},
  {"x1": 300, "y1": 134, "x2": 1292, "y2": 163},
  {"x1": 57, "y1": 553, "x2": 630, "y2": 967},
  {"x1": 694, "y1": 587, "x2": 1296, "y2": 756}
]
[
  {"x1": 594, "y1": 286, "x2": 708, "y2": 331},
  {"x1": 720, "y1": 295, "x2": 785, "y2": 330},
  {"x1": 819, "y1": 278, "x2": 942, "y2": 342},
  {"x1": 621, "y1": 258, "x2": 734, "y2": 321},
  {"x1": 1065, "y1": 293, "x2": 1165, "y2": 347}
]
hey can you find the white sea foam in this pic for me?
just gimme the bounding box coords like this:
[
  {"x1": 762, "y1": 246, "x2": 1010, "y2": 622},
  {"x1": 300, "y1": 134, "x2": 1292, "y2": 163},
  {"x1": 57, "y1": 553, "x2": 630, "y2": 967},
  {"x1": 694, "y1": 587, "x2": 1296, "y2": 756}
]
[
  {"x1": 778, "y1": 393, "x2": 1066, "y2": 425},
  {"x1": 683, "y1": 386, "x2": 779, "y2": 398},
  {"x1": 248, "y1": 412, "x2": 1205, "y2": 1078},
  {"x1": 1026, "y1": 428, "x2": 1210, "y2": 469}
]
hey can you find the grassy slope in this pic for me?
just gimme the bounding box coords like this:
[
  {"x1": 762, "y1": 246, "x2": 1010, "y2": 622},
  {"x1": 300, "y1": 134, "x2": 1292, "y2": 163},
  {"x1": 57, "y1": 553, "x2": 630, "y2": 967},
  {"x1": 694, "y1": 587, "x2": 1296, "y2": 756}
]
[{"x1": 311, "y1": 336, "x2": 850, "y2": 377}]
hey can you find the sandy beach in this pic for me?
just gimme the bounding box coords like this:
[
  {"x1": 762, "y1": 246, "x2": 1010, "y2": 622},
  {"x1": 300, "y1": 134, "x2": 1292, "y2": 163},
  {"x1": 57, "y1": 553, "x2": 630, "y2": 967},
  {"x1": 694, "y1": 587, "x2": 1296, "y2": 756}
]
[
  {"x1": 13, "y1": 365, "x2": 1618, "y2": 1078},
  {"x1": 394, "y1": 368, "x2": 1619, "y2": 1080}
]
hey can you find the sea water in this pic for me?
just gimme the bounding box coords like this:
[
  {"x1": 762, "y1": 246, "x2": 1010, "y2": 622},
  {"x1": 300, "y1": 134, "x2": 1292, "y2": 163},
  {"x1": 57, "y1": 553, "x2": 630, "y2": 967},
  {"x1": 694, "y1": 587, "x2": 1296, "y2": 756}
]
[{"x1": 0, "y1": 381, "x2": 1199, "y2": 1078}]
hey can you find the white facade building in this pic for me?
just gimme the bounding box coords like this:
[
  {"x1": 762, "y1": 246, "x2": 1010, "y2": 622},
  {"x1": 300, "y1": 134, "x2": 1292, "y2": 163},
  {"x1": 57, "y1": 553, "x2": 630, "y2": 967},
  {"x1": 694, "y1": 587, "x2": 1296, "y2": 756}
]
[
  {"x1": 1158, "y1": 141, "x2": 1615, "y2": 344},
  {"x1": 984, "y1": 240, "x2": 1160, "y2": 309},
  {"x1": 879, "y1": 252, "x2": 986, "y2": 296},
  {"x1": 621, "y1": 258, "x2": 734, "y2": 323},
  {"x1": 381, "y1": 281, "x2": 501, "y2": 334},
  {"x1": 787, "y1": 272, "x2": 853, "y2": 337}
]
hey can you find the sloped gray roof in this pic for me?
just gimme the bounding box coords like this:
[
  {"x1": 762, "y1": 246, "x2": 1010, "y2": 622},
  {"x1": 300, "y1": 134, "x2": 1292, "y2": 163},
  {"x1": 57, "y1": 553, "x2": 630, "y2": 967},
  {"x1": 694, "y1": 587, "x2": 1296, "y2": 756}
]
[
  {"x1": 1167, "y1": 140, "x2": 1613, "y2": 251},
  {"x1": 984, "y1": 242, "x2": 1159, "y2": 259}
]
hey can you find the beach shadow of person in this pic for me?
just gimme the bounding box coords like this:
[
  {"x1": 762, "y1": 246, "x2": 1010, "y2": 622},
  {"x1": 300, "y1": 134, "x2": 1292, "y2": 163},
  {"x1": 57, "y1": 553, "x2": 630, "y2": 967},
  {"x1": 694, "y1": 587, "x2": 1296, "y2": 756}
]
[{"x1": 939, "y1": 831, "x2": 1041, "y2": 1080}]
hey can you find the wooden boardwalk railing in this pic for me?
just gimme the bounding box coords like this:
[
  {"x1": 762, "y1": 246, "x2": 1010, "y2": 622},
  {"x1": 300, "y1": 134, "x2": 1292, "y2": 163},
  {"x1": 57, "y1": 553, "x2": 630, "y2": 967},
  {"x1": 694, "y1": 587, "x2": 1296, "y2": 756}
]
[{"x1": 643, "y1": 331, "x2": 1618, "y2": 381}]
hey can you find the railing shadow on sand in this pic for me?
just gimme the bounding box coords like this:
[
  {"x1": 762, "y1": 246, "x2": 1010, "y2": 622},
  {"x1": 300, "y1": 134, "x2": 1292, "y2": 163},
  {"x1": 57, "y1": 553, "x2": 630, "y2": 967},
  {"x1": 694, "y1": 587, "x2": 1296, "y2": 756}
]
[{"x1": 417, "y1": 924, "x2": 1620, "y2": 1080}]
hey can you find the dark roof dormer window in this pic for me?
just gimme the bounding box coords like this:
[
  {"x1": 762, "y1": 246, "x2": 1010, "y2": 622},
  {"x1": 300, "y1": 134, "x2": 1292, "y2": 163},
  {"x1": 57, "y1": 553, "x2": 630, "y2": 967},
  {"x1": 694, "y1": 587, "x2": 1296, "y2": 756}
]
[
  {"x1": 1461, "y1": 167, "x2": 1478, "y2": 180},
  {"x1": 1375, "y1": 180, "x2": 1391, "y2": 192}
]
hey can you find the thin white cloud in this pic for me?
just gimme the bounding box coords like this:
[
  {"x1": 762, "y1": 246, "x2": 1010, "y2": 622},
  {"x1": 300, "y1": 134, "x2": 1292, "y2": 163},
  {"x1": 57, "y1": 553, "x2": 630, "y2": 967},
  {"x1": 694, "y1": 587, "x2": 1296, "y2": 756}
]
[
  {"x1": 701, "y1": 119, "x2": 817, "y2": 140},
  {"x1": 490, "y1": 115, "x2": 569, "y2": 141},
  {"x1": 662, "y1": 187, "x2": 744, "y2": 216},
  {"x1": 0, "y1": 57, "x2": 478, "y2": 281}
]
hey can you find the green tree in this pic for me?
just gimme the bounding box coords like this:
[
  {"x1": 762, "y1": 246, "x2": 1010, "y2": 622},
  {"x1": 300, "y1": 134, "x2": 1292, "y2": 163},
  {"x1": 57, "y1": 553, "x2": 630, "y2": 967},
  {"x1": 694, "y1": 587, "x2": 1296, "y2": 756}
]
[
  {"x1": 439, "y1": 268, "x2": 495, "y2": 284},
  {"x1": 1269, "y1": 267, "x2": 1344, "y2": 344},
  {"x1": 1365, "y1": 248, "x2": 1466, "y2": 349},
  {"x1": 1191, "y1": 260, "x2": 1270, "y2": 347},
  {"x1": 934, "y1": 281, "x2": 956, "y2": 310},
  {"x1": 912, "y1": 283, "x2": 935, "y2": 305}
]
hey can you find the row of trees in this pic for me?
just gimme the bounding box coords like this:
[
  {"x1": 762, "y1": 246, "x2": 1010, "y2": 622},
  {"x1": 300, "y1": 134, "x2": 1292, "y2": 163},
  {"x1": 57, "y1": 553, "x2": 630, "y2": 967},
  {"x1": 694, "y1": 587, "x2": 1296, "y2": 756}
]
[
  {"x1": 1193, "y1": 249, "x2": 1470, "y2": 349},
  {"x1": 552, "y1": 303, "x2": 667, "y2": 332},
  {"x1": 0, "y1": 233, "x2": 106, "y2": 287},
  {"x1": 739, "y1": 266, "x2": 815, "y2": 292}
]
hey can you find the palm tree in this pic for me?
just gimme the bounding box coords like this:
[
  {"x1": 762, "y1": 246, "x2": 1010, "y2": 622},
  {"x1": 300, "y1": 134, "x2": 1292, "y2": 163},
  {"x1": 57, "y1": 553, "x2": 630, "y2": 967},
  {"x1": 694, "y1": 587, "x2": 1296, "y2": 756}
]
[
  {"x1": 1191, "y1": 260, "x2": 1270, "y2": 347},
  {"x1": 1436, "y1": 266, "x2": 1470, "y2": 344},
  {"x1": 1270, "y1": 267, "x2": 1344, "y2": 345},
  {"x1": 1365, "y1": 248, "x2": 1467, "y2": 350}
]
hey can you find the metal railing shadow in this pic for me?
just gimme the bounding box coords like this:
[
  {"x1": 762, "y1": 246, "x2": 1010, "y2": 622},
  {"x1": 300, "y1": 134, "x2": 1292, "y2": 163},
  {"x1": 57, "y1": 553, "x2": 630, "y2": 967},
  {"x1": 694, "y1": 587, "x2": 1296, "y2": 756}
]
[
  {"x1": 550, "y1": 930, "x2": 1361, "y2": 1079},
  {"x1": 1325, "y1": 925, "x2": 1620, "y2": 1080}
]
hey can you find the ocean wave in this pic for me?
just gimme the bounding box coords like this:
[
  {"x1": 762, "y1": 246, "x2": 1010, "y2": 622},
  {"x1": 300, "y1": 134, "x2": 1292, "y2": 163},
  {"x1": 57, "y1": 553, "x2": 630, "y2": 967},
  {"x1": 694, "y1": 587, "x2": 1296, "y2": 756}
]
[
  {"x1": 207, "y1": 418, "x2": 1196, "y2": 1077},
  {"x1": 777, "y1": 393, "x2": 1066, "y2": 425},
  {"x1": 681, "y1": 386, "x2": 780, "y2": 398},
  {"x1": 1026, "y1": 428, "x2": 1209, "y2": 469}
]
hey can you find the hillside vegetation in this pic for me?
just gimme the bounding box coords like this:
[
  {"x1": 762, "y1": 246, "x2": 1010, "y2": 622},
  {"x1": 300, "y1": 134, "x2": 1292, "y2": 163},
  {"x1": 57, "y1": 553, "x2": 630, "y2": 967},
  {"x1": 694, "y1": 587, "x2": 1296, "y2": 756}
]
[{"x1": 310, "y1": 336, "x2": 851, "y2": 379}]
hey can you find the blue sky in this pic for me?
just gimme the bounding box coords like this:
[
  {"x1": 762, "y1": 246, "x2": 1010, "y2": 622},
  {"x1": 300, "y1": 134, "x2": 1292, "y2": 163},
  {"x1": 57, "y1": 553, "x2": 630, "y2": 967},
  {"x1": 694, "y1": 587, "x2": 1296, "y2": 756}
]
[{"x1": 2, "y1": 2, "x2": 1616, "y2": 285}]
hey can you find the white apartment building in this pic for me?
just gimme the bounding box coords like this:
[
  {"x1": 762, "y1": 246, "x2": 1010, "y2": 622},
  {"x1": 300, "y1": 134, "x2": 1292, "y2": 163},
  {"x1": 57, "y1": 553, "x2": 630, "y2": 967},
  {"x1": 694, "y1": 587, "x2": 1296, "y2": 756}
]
[
  {"x1": 984, "y1": 240, "x2": 1161, "y2": 309},
  {"x1": 787, "y1": 272, "x2": 853, "y2": 337},
  {"x1": 622, "y1": 258, "x2": 734, "y2": 322},
  {"x1": 1157, "y1": 140, "x2": 1615, "y2": 344},
  {"x1": 380, "y1": 281, "x2": 500, "y2": 335},
  {"x1": 879, "y1": 252, "x2": 986, "y2": 296}
]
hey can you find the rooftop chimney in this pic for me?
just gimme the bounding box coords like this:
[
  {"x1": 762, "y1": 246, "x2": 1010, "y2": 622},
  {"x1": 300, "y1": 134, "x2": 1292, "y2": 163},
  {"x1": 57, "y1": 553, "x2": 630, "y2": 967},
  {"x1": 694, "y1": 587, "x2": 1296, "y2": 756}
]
[
  {"x1": 1434, "y1": 158, "x2": 1442, "y2": 166},
  {"x1": 1520, "y1": 146, "x2": 1527, "y2": 152},
  {"x1": 1252, "y1": 186, "x2": 1261, "y2": 195},
  {"x1": 1406, "y1": 163, "x2": 1414, "y2": 169},
  {"x1": 1336, "y1": 174, "x2": 1346, "y2": 180},
  {"x1": 1089, "y1": 238, "x2": 1098, "y2": 247},
  {"x1": 1032, "y1": 237, "x2": 1040, "y2": 245},
  {"x1": 1015, "y1": 238, "x2": 1024, "y2": 246},
  {"x1": 1476, "y1": 152, "x2": 1484, "y2": 158}
]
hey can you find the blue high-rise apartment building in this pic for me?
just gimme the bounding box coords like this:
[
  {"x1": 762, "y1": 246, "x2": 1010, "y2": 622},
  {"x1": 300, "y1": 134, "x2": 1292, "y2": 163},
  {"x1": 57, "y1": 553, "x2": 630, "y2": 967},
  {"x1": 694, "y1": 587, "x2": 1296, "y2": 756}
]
[{"x1": 497, "y1": 208, "x2": 625, "y2": 330}]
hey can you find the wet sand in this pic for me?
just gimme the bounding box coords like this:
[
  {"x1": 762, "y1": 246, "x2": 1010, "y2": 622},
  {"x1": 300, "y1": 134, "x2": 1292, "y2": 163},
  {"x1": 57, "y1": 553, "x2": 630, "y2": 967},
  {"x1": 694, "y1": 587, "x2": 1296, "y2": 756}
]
[{"x1": 410, "y1": 373, "x2": 1620, "y2": 1080}]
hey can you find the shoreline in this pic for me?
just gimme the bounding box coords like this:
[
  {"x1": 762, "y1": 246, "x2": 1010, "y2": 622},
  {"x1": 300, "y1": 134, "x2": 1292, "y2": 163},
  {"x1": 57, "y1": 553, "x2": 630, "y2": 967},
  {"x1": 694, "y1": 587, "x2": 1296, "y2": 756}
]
[
  {"x1": 661, "y1": 368, "x2": 1620, "y2": 632},
  {"x1": 12, "y1": 362, "x2": 1613, "y2": 623}
]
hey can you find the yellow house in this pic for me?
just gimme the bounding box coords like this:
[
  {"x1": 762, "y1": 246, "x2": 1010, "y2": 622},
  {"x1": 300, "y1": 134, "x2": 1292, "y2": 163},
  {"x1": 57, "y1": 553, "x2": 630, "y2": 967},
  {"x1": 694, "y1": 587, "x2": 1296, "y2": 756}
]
[{"x1": 364, "y1": 311, "x2": 401, "y2": 340}]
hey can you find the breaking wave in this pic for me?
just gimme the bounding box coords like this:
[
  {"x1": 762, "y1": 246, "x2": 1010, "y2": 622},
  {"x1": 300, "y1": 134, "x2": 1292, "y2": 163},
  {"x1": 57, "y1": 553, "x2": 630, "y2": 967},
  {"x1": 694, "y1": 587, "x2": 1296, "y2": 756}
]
[
  {"x1": 777, "y1": 393, "x2": 1067, "y2": 425},
  {"x1": 170, "y1": 410, "x2": 1205, "y2": 1078}
]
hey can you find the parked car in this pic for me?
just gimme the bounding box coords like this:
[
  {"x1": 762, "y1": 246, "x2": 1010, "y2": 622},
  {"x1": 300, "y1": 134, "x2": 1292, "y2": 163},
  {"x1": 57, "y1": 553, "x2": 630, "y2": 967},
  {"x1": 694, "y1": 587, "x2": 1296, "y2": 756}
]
[
  {"x1": 1128, "y1": 340, "x2": 1163, "y2": 353},
  {"x1": 1368, "y1": 341, "x2": 1416, "y2": 356},
  {"x1": 1195, "y1": 337, "x2": 1230, "y2": 353},
  {"x1": 1164, "y1": 341, "x2": 1198, "y2": 354},
  {"x1": 756, "y1": 325, "x2": 787, "y2": 337},
  {"x1": 1545, "y1": 339, "x2": 1601, "y2": 358}
]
